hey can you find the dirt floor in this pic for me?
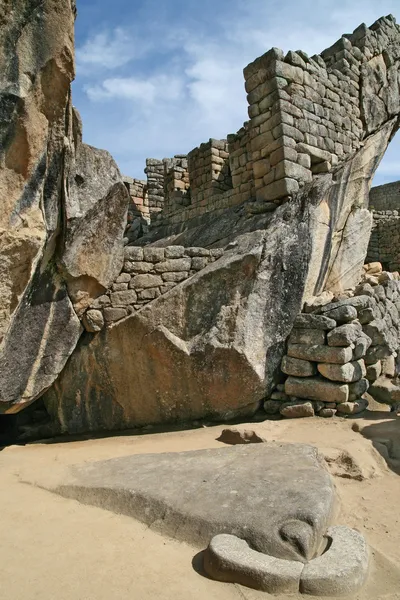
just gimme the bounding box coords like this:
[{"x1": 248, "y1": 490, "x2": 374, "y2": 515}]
[{"x1": 1, "y1": 406, "x2": 400, "y2": 600}]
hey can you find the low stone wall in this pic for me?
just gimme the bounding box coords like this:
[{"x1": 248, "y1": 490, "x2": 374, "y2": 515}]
[
  {"x1": 82, "y1": 246, "x2": 224, "y2": 331},
  {"x1": 265, "y1": 264, "x2": 400, "y2": 418},
  {"x1": 369, "y1": 180, "x2": 400, "y2": 211}
]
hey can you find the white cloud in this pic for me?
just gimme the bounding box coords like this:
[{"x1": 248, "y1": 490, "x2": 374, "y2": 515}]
[
  {"x1": 85, "y1": 75, "x2": 185, "y2": 106},
  {"x1": 76, "y1": 28, "x2": 149, "y2": 71}
]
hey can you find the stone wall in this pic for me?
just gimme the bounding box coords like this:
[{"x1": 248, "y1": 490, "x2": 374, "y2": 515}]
[
  {"x1": 83, "y1": 246, "x2": 224, "y2": 330},
  {"x1": 163, "y1": 155, "x2": 190, "y2": 213},
  {"x1": 265, "y1": 263, "x2": 400, "y2": 418},
  {"x1": 367, "y1": 181, "x2": 400, "y2": 271},
  {"x1": 125, "y1": 15, "x2": 400, "y2": 241}
]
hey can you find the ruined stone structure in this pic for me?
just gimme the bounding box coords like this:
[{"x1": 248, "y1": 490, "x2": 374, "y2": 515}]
[
  {"x1": 367, "y1": 180, "x2": 400, "y2": 271},
  {"x1": 1, "y1": 9, "x2": 400, "y2": 442}
]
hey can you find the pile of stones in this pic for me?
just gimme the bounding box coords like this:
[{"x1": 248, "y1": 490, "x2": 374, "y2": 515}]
[
  {"x1": 82, "y1": 245, "x2": 224, "y2": 332},
  {"x1": 265, "y1": 263, "x2": 400, "y2": 418}
]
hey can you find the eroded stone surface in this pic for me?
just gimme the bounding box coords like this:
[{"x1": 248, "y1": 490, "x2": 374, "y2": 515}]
[{"x1": 50, "y1": 444, "x2": 337, "y2": 563}]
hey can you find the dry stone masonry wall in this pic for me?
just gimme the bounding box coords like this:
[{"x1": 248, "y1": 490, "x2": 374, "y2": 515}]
[
  {"x1": 265, "y1": 263, "x2": 400, "y2": 418},
  {"x1": 82, "y1": 246, "x2": 224, "y2": 331},
  {"x1": 125, "y1": 15, "x2": 400, "y2": 239},
  {"x1": 367, "y1": 181, "x2": 400, "y2": 271}
]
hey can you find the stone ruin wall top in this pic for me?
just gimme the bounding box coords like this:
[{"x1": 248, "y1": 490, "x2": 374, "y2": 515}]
[{"x1": 125, "y1": 14, "x2": 400, "y2": 237}]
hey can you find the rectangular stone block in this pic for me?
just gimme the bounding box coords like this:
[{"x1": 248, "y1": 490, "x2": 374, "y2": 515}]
[
  {"x1": 143, "y1": 247, "x2": 165, "y2": 262},
  {"x1": 130, "y1": 274, "x2": 163, "y2": 289},
  {"x1": 138, "y1": 288, "x2": 160, "y2": 301},
  {"x1": 154, "y1": 258, "x2": 192, "y2": 273},
  {"x1": 124, "y1": 247, "x2": 143, "y2": 261},
  {"x1": 285, "y1": 376, "x2": 349, "y2": 404},
  {"x1": 165, "y1": 246, "x2": 185, "y2": 258},
  {"x1": 162, "y1": 272, "x2": 189, "y2": 283},
  {"x1": 317, "y1": 359, "x2": 366, "y2": 383},
  {"x1": 288, "y1": 344, "x2": 353, "y2": 364},
  {"x1": 281, "y1": 356, "x2": 317, "y2": 377},
  {"x1": 289, "y1": 329, "x2": 326, "y2": 345},
  {"x1": 294, "y1": 314, "x2": 336, "y2": 330},
  {"x1": 124, "y1": 261, "x2": 153, "y2": 274},
  {"x1": 110, "y1": 290, "x2": 137, "y2": 307},
  {"x1": 103, "y1": 307, "x2": 128, "y2": 323}
]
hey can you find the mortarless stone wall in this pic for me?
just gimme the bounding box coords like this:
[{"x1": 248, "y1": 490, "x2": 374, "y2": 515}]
[
  {"x1": 367, "y1": 181, "x2": 400, "y2": 271},
  {"x1": 126, "y1": 15, "x2": 400, "y2": 238}
]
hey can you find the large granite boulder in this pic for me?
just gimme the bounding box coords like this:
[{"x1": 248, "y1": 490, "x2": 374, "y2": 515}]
[
  {"x1": 0, "y1": 1, "x2": 129, "y2": 412},
  {"x1": 43, "y1": 120, "x2": 397, "y2": 435}
]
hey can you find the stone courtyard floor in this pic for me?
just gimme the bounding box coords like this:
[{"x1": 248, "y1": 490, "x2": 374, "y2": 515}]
[{"x1": 1, "y1": 407, "x2": 400, "y2": 599}]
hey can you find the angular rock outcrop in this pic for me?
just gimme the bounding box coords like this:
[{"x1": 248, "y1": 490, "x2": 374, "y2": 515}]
[{"x1": 0, "y1": 1, "x2": 128, "y2": 412}]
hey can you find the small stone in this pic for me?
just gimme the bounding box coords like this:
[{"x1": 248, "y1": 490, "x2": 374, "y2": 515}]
[
  {"x1": 124, "y1": 261, "x2": 153, "y2": 274},
  {"x1": 191, "y1": 257, "x2": 209, "y2": 270},
  {"x1": 217, "y1": 428, "x2": 266, "y2": 444},
  {"x1": 352, "y1": 333, "x2": 372, "y2": 360},
  {"x1": 381, "y1": 355, "x2": 396, "y2": 377},
  {"x1": 281, "y1": 355, "x2": 317, "y2": 377},
  {"x1": 184, "y1": 247, "x2": 210, "y2": 257},
  {"x1": 280, "y1": 401, "x2": 315, "y2": 418},
  {"x1": 319, "y1": 408, "x2": 337, "y2": 418},
  {"x1": 289, "y1": 328, "x2": 325, "y2": 345},
  {"x1": 336, "y1": 398, "x2": 369, "y2": 414},
  {"x1": 317, "y1": 360, "x2": 366, "y2": 383},
  {"x1": 112, "y1": 282, "x2": 128, "y2": 292},
  {"x1": 366, "y1": 361, "x2": 382, "y2": 382},
  {"x1": 263, "y1": 400, "x2": 282, "y2": 415},
  {"x1": 138, "y1": 288, "x2": 160, "y2": 301},
  {"x1": 90, "y1": 294, "x2": 111, "y2": 309},
  {"x1": 165, "y1": 246, "x2": 185, "y2": 258},
  {"x1": 270, "y1": 391, "x2": 290, "y2": 401},
  {"x1": 82, "y1": 309, "x2": 104, "y2": 332}
]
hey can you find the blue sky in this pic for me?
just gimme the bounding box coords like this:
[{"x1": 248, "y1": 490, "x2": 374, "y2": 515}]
[{"x1": 73, "y1": 0, "x2": 400, "y2": 186}]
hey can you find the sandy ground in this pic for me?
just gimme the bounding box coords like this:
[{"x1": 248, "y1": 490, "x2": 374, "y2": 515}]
[{"x1": 1, "y1": 409, "x2": 400, "y2": 600}]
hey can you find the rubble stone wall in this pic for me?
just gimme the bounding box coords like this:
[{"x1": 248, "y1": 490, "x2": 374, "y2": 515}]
[{"x1": 265, "y1": 265, "x2": 400, "y2": 418}]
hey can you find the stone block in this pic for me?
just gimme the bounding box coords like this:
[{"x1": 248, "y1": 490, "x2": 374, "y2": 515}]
[
  {"x1": 260, "y1": 178, "x2": 299, "y2": 201},
  {"x1": 90, "y1": 294, "x2": 111, "y2": 309},
  {"x1": 353, "y1": 333, "x2": 372, "y2": 360},
  {"x1": 161, "y1": 272, "x2": 189, "y2": 283},
  {"x1": 130, "y1": 274, "x2": 163, "y2": 289},
  {"x1": 143, "y1": 247, "x2": 165, "y2": 262},
  {"x1": 124, "y1": 247, "x2": 144, "y2": 261},
  {"x1": 138, "y1": 288, "x2": 160, "y2": 301},
  {"x1": 289, "y1": 328, "x2": 326, "y2": 345},
  {"x1": 103, "y1": 307, "x2": 127, "y2": 323},
  {"x1": 154, "y1": 258, "x2": 192, "y2": 273},
  {"x1": 336, "y1": 398, "x2": 369, "y2": 415},
  {"x1": 110, "y1": 290, "x2": 137, "y2": 307},
  {"x1": 82, "y1": 309, "x2": 104, "y2": 333},
  {"x1": 184, "y1": 247, "x2": 210, "y2": 257},
  {"x1": 125, "y1": 261, "x2": 153, "y2": 274},
  {"x1": 280, "y1": 401, "x2": 315, "y2": 418},
  {"x1": 288, "y1": 344, "x2": 353, "y2": 364},
  {"x1": 366, "y1": 361, "x2": 382, "y2": 382},
  {"x1": 165, "y1": 246, "x2": 185, "y2": 258},
  {"x1": 323, "y1": 305, "x2": 357, "y2": 323},
  {"x1": 116, "y1": 273, "x2": 131, "y2": 284},
  {"x1": 281, "y1": 356, "x2": 317, "y2": 377},
  {"x1": 294, "y1": 314, "x2": 336, "y2": 330},
  {"x1": 327, "y1": 323, "x2": 362, "y2": 346},
  {"x1": 285, "y1": 376, "x2": 349, "y2": 403},
  {"x1": 192, "y1": 257, "x2": 209, "y2": 271},
  {"x1": 348, "y1": 378, "x2": 369, "y2": 401},
  {"x1": 317, "y1": 359, "x2": 366, "y2": 383},
  {"x1": 319, "y1": 408, "x2": 337, "y2": 418}
]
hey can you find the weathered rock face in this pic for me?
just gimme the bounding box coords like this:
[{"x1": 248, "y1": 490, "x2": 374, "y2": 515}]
[
  {"x1": 43, "y1": 116, "x2": 398, "y2": 434},
  {"x1": 0, "y1": 0, "x2": 75, "y2": 343},
  {"x1": 0, "y1": 1, "x2": 129, "y2": 412}
]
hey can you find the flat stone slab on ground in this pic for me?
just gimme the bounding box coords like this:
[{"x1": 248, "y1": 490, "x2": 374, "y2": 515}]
[{"x1": 51, "y1": 443, "x2": 337, "y2": 563}]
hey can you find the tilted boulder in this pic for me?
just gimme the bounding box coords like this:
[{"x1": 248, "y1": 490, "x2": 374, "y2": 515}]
[{"x1": 0, "y1": 1, "x2": 128, "y2": 412}]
